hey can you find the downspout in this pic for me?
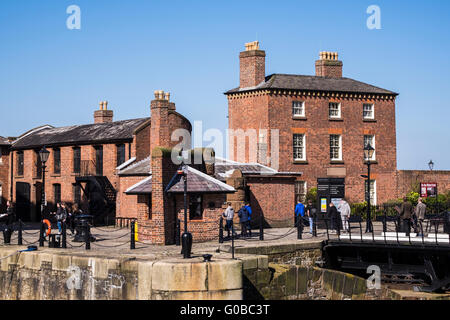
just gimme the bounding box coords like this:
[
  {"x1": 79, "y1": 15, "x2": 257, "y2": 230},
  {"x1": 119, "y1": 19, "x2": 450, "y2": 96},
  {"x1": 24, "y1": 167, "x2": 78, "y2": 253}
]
[{"x1": 9, "y1": 149, "x2": 13, "y2": 202}]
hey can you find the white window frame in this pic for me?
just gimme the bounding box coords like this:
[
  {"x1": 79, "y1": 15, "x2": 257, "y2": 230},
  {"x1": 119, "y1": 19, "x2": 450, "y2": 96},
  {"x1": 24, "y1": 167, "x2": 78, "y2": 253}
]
[
  {"x1": 292, "y1": 101, "x2": 305, "y2": 118},
  {"x1": 364, "y1": 135, "x2": 376, "y2": 161},
  {"x1": 330, "y1": 134, "x2": 342, "y2": 161},
  {"x1": 293, "y1": 134, "x2": 306, "y2": 161},
  {"x1": 363, "y1": 103, "x2": 374, "y2": 119},
  {"x1": 329, "y1": 102, "x2": 341, "y2": 119},
  {"x1": 295, "y1": 181, "x2": 307, "y2": 203},
  {"x1": 365, "y1": 180, "x2": 377, "y2": 205}
]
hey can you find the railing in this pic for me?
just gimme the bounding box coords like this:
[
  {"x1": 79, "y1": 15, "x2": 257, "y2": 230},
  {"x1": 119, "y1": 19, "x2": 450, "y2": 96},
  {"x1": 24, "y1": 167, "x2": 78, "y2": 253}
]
[{"x1": 74, "y1": 160, "x2": 97, "y2": 177}]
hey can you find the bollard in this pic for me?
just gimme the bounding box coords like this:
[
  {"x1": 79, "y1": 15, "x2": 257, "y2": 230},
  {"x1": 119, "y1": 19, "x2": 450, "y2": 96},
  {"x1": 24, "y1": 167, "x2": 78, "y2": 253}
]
[
  {"x1": 18, "y1": 219, "x2": 23, "y2": 246},
  {"x1": 259, "y1": 215, "x2": 264, "y2": 241},
  {"x1": 219, "y1": 217, "x2": 224, "y2": 244},
  {"x1": 175, "y1": 219, "x2": 181, "y2": 246},
  {"x1": 85, "y1": 222, "x2": 91, "y2": 250},
  {"x1": 62, "y1": 221, "x2": 67, "y2": 248},
  {"x1": 39, "y1": 221, "x2": 45, "y2": 247},
  {"x1": 130, "y1": 220, "x2": 136, "y2": 250},
  {"x1": 297, "y1": 216, "x2": 302, "y2": 240},
  {"x1": 313, "y1": 215, "x2": 317, "y2": 237},
  {"x1": 231, "y1": 221, "x2": 235, "y2": 259}
]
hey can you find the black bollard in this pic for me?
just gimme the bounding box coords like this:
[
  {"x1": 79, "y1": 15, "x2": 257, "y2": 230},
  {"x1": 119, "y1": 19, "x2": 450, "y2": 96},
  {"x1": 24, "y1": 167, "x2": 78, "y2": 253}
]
[
  {"x1": 231, "y1": 221, "x2": 235, "y2": 259},
  {"x1": 259, "y1": 215, "x2": 264, "y2": 241},
  {"x1": 175, "y1": 219, "x2": 181, "y2": 246},
  {"x1": 85, "y1": 223, "x2": 91, "y2": 250},
  {"x1": 18, "y1": 219, "x2": 23, "y2": 246},
  {"x1": 39, "y1": 221, "x2": 45, "y2": 247},
  {"x1": 297, "y1": 217, "x2": 303, "y2": 240},
  {"x1": 181, "y1": 232, "x2": 192, "y2": 259},
  {"x1": 62, "y1": 221, "x2": 67, "y2": 249},
  {"x1": 219, "y1": 217, "x2": 224, "y2": 244},
  {"x1": 130, "y1": 220, "x2": 136, "y2": 250},
  {"x1": 313, "y1": 215, "x2": 317, "y2": 237}
]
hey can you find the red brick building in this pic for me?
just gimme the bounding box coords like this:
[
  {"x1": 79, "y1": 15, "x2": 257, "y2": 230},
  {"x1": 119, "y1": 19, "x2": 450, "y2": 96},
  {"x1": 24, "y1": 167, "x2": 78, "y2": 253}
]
[
  {"x1": 226, "y1": 42, "x2": 400, "y2": 207},
  {"x1": 0, "y1": 137, "x2": 11, "y2": 212}
]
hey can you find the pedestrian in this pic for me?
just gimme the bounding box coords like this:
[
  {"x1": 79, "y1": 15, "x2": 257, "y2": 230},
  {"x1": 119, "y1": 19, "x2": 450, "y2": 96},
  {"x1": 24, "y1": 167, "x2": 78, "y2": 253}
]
[
  {"x1": 306, "y1": 200, "x2": 316, "y2": 234},
  {"x1": 328, "y1": 202, "x2": 339, "y2": 234},
  {"x1": 238, "y1": 204, "x2": 250, "y2": 238},
  {"x1": 223, "y1": 202, "x2": 235, "y2": 239},
  {"x1": 55, "y1": 202, "x2": 67, "y2": 234},
  {"x1": 244, "y1": 202, "x2": 252, "y2": 236},
  {"x1": 294, "y1": 199, "x2": 305, "y2": 228},
  {"x1": 0, "y1": 201, "x2": 16, "y2": 242},
  {"x1": 415, "y1": 197, "x2": 427, "y2": 236},
  {"x1": 338, "y1": 198, "x2": 351, "y2": 233},
  {"x1": 399, "y1": 197, "x2": 413, "y2": 236},
  {"x1": 66, "y1": 203, "x2": 75, "y2": 235}
]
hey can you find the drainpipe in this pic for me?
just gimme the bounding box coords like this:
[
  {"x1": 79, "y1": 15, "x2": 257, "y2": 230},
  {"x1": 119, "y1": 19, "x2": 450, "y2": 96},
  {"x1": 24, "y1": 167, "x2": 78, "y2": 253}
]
[{"x1": 9, "y1": 149, "x2": 14, "y2": 203}]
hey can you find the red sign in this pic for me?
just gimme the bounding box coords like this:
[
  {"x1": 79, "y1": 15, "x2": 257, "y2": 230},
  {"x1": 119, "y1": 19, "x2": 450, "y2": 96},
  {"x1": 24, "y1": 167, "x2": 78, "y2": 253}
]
[{"x1": 420, "y1": 183, "x2": 437, "y2": 198}]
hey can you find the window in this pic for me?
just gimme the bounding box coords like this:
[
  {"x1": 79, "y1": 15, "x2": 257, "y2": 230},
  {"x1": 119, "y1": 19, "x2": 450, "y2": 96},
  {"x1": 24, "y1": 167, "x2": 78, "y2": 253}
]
[
  {"x1": 293, "y1": 134, "x2": 306, "y2": 161},
  {"x1": 365, "y1": 180, "x2": 377, "y2": 205},
  {"x1": 330, "y1": 135, "x2": 342, "y2": 161},
  {"x1": 95, "y1": 146, "x2": 103, "y2": 176},
  {"x1": 73, "y1": 184, "x2": 81, "y2": 205},
  {"x1": 34, "y1": 150, "x2": 42, "y2": 178},
  {"x1": 189, "y1": 194, "x2": 203, "y2": 220},
  {"x1": 329, "y1": 102, "x2": 341, "y2": 119},
  {"x1": 292, "y1": 101, "x2": 305, "y2": 117},
  {"x1": 295, "y1": 181, "x2": 307, "y2": 203},
  {"x1": 53, "y1": 148, "x2": 61, "y2": 174},
  {"x1": 53, "y1": 184, "x2": 61, "y2": 205},
  {"x1": 73, "y1": 147, "x2": 81, "y2": 174},
  {"x1": 17, "y1": 151, "x2": 24, "y2": 176},
  {"x1": 116, "y1": 144, "x2": 126, "y2": 167},
  {"x1": 364, "y1": 135, "x2": 376, "y2": 161},
  {"x1": 363, "y1": 104, "x2": 374, "y2": 119}
]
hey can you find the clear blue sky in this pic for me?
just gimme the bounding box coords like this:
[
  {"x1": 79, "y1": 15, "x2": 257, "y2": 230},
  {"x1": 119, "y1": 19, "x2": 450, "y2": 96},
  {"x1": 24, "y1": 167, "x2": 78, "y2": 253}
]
[{"x1": 0, "y1": 0, "x2": 449, "y2": 170}]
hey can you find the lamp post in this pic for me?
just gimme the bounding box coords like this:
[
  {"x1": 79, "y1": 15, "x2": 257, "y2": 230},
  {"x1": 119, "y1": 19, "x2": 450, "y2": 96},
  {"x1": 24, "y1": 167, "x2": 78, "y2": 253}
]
[
  {"x1": 39, "y1": 146, "x2": 50, "y2": 220},
  {"x1": 428, "y1": 160, "x2": 439, "y2": 214},
  {"x1": 178, "y1": 156, "x2": 192, "y2": 259},
  {"x1": 364, "y1": 143, "x2": 375, "y2": 233}
]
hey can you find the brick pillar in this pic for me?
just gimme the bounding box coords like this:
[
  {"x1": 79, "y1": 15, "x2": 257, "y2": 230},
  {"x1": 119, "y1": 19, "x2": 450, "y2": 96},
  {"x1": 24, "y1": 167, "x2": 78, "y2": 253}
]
[
  {"x1": 239, "y1": 41, "x2": 266, "y2": 88},
  {"x1": 315, "y1": 51, "x2": 343, "y2": 78},
  {"x1": 150, "y1": 91, "x2": 172, "y2": 153}
]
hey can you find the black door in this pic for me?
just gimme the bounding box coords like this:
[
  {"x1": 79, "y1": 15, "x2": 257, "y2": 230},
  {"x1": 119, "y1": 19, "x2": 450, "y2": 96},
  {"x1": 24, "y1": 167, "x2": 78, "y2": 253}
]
[
  {"x1": 95, "y1": 146, "x2": 103, "y2": 176},
  {"x1": 16, "y1": 182, "x2": 31, "y2": 222}
]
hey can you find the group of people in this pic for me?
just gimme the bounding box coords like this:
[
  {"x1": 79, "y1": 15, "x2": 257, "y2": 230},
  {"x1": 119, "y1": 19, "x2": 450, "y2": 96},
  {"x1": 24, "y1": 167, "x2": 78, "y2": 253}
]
[
  {"x1": 48, "y1": 202, "x2": 84, "y2": 235},
  {"x1": 398, "y1": 197, "x2": 427, "y2": 236},
  {"x1": 222, "y1": 202, "x2": 252, "y2": 239},
  {"x1": 295, "y1": 198, "x2": 351, "y2": 234}
]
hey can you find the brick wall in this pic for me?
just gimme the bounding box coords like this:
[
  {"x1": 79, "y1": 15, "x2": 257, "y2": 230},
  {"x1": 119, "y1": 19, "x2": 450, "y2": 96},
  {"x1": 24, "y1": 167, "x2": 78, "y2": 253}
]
[
  {"x1": 396, "y1": 170, "x2": 450, "y2": 197},
  {"x1": 116, "y1": 175, "x2": 146, "y2": 219},
  {"x1": 0, "y1": 146, "x2": 10, "y2": 212}
]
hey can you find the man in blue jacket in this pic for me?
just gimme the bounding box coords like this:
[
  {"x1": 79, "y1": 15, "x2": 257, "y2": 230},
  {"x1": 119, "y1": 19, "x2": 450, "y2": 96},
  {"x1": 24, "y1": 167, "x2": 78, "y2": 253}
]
[
  {"x1": 244, "y1": 202, "x2": 252, "y2": 236},
  {"x1": 295, "y1": 199, "x2": 305, "y2": 227}
]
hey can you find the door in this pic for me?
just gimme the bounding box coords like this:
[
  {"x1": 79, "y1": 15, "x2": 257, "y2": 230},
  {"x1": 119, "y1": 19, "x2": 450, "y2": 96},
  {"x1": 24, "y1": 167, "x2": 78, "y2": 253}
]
[
  {"x1": 95, "y1": 146, "x2": 103, "y2": 176},
  {"x1": 16, "y1": 182, "x2": 31, "y2": 222}
]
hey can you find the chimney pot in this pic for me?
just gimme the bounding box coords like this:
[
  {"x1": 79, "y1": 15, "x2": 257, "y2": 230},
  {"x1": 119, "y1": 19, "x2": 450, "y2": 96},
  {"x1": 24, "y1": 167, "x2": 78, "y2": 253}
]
[
  {"x1": 164, "y1": 92, "x2": 170, "y2": 101},
  {"x1": 99, "y1": 101, "x2": 104, "y2": 110}
]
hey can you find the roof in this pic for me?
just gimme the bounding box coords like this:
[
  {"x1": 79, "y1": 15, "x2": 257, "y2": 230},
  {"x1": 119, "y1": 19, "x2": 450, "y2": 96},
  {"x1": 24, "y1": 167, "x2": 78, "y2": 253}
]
[
  {"x1": 0, "y1": 136, "x2": 10, "y2": 146},
  {"x1": 118, "y1": 156, "x2": 151, "y2": 176},
  {"x1": 214, "y1": 157, "x2": 302, "y2": 180},
  {"x1": 225, "y1": 74, "x2": 397, "y2": 96},
  {"x1": 12, "y1": 118, "x2": 150, "y2": 150},
  {"x1": 125, "y1": 166, "x2": 236, "y2": 195}
]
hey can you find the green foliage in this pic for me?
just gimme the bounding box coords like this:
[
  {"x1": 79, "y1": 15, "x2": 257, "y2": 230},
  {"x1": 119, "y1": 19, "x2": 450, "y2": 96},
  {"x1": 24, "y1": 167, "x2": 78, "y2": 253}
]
[
  {"x1": 406, "y1": 191, "x2": 419, "y2": 206},
  {"x1": 305, "y1": 187, "x2": 317, "y2": 206}
]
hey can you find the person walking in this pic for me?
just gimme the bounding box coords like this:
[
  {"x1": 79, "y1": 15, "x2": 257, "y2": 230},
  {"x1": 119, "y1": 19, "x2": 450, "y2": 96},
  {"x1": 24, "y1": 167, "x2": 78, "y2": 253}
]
[
  {"x1": 328, "y1": 202, "x2": 339, "y2": 234},
  {"x1": 339, "y1": 198, "x2": 351, "y2": 233},
  {"x1": 55, "y1": 202, "x2": 67, "y2": 234},
  {"x1": 415, "y1": 197, "x2": 427, "y2": 236},
  {"x1": 1, "y1": 201, "x2": 16, "y2": 243},
  {"x1": 223, "y1": 203, "x2": 235, "y2": 239},
  {"x1": 244, "y1": 202, "x2": 252, "y2": 236},
  {"x1": 306, "y1": 200, "x2": 316, "y2": 234},
  {"x1": 238, "y1": 204, "x2": 250, "y2": 238},
  {"x1": 399, "y1": 197, "x2": 413, "y2": 236},
  {"x1": 294, "y1": 199, "x2": 305, "y2": 228}
]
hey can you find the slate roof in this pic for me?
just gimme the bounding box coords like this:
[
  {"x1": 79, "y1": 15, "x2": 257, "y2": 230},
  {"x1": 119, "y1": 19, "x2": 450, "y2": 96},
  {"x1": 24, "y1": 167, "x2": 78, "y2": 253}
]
[
  {"x1": 12, "y1": 118, "x2": 150, "y2": 150},
  {"x1": 0, "y1": 136, "x2": 10, "y2": 146},
  {"x1": 225, "y1": 74, "x2": 397, "y2": 96},
  {"x1": 125, "y1": 166, "x2": 236, "y2": 195},
  {"x1": 118, "y1": 156, "x2": 151, "y2": 176}
]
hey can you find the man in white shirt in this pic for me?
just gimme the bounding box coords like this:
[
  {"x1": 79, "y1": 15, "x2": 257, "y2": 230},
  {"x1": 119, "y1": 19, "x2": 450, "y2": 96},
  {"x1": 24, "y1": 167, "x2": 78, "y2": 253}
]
[{"x1": 338, "y1": 198, "x2": 351, "y2": 232}]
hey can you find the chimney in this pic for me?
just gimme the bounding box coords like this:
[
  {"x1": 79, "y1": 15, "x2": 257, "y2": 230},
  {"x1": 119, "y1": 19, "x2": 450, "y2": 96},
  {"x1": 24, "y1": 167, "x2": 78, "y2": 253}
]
[
  {"x1": 239, "y1": 41, "x2": 266, "y2": 88},
  {"x1": 94, "y1": 101, "x2": 114, "y2": 123},
  {"x1": 315, "y1": 51, "x2": 343, "y2": 78},
  {"x1": 150, "y1": 90, "x2": 173, "y2": 152}
]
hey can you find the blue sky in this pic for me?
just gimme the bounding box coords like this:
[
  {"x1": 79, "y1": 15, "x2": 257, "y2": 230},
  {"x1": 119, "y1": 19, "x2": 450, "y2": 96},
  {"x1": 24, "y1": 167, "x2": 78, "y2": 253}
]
[{"x1": 0, "y1": 0, "x2": 449, "y2": 170}]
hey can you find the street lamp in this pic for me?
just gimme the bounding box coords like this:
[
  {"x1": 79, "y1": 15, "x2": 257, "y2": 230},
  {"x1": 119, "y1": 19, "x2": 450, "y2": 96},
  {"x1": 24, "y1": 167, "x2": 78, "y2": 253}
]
[
  {"x1": 39, "y1": 146, "x2": 50, "y2": 220},
  {"x1": 428, "y1": 160, "x2": 434, "y2": 171},
  {"x1": 364, "y1": 143, "x2": 375, "y2": 233},
  {"x1": 428, "y1": 160, "x2": 439, "y2": 214}
]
